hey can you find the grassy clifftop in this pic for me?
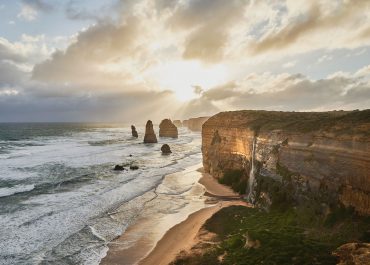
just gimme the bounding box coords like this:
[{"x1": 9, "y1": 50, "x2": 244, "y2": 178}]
[{"x1": 205, "y1": 109, "x2": 370, "y2": 137}]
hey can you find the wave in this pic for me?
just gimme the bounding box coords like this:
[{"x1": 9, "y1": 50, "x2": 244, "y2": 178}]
[
  {"x1": 0, "y1": 184, "x2": 35, "y2": 198},
  {"x1": 87, "y1": 138, "x2": 128, "y2": 146}
]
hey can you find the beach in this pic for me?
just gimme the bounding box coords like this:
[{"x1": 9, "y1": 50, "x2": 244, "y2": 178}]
[{"x1": 102, "y1": 167, "x2": 249, "y2": 265}]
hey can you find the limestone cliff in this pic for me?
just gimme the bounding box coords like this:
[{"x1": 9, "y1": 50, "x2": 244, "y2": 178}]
[
  {"x1": 159, "y1": 119, "x2": 178, "y2": 138},
  {"x1": 202, "y1": 110, "x2": 370, "y2": 215},
  {"x1": 185, "y1": 117, "x2": 209, "y2": 132}
]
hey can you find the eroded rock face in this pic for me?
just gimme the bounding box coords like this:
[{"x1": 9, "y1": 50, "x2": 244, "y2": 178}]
[
  {"x1": 333, "y1": 243, "x2": 370, "y2": 265},
  {"x1": 159, "y1": 119, "x2": 178, "y2": 138},
  {"x1": 131, "y1": 125, "x2": 138, "y2": 138},
  {"x1": 173, "y1": 120, "x2": 182, "y2": 127},
  {"x1": 161, "y1": 144, "x2": 172, "y2": 154},
  {"x1": 202, "y1": 110, "x2": 370, "y2": 215},
  {"x1": 144, "y1": 120, "x2": 158, "y2": 143},
  {"x1": 186, "y1": 117, "x2": 209, "y2": 132}
]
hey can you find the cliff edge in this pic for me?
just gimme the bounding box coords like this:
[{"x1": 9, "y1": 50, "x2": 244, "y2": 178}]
[{"x1": 202, "y1": 110, "x2": 370, "y2": 215}]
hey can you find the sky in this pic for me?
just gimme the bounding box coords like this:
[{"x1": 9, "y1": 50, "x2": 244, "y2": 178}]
[{"x1": 0, "y1": 0, "x2": 370, "y2": 122}]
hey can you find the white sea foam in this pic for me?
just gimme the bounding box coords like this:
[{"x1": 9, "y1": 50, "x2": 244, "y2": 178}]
[
  {"x1": 0, "y1": 125, "x2": 202, "y2": 265},
  {"x1": 0, "y1": 184, "x2": 35, "y2": 197}
]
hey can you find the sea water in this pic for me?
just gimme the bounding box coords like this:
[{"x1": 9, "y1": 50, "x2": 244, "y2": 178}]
[{"x1": 0, "y1": 123, "x2": 202, "y2": 264}]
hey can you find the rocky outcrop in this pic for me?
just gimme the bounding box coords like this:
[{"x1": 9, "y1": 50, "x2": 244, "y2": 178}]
[
  {"x1": 159, "y1": 119, "x2": 178, "y2": 138},
  {"x1": 113, "y1": 165, "x2": 125, "y2": 171},
  {"x1": 333, "y1": 243, "x2": 370, "y2": 265},
  {"x1": 173, "y1": 120, "x2": 182, "y2": 127},
  {"x1": 131, "y1": 125, "x2": 138, "y2": 138},
  {"x1": 202, "y1": 110, "x2": 370, "y2": 215},
  {"x1": 144, "y1": 120, "x2": 158, "y2": 143},
  {"x1": 185, "y1": 117, "x2": 209, "y2": 132},
  {"x1": 161, "y1": 144, "x2": 172, "y2": 154}
]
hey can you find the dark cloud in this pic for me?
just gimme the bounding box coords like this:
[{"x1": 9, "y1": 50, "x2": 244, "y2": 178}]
[
  {"x1": 169, "y1": 0, "x2": 248, "y2": 62},
  {"x1": 249, "y1": 0, "x2": 370, "y2": 55}
]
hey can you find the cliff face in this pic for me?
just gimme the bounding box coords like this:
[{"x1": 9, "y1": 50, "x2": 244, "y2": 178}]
[
  {"x1": 202, "y1": 110, "x2": 370, "y2": 215},
  {"x1": 185, "y1": 117, "x2": 209, "y2": 132}
]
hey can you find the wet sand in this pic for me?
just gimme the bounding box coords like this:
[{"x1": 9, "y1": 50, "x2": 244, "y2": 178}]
[
  {"x1": 101, "y1": 167, "x2": 248, "y2": 265},
  {"x1": 139, "y1": 172, "x2": 248, "y2": 265}
]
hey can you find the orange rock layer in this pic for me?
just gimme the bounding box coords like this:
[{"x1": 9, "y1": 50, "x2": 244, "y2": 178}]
[{"x1": 202, "y1": 110, "x2": 370, "y2": 215}]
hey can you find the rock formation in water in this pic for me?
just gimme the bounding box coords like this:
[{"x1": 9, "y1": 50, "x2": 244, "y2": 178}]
[
  {"x1": 143, "y1": 120, "x2": 158, "y2": 143},
  {"x1": 159, "y1": 119, "x2": 178, "y2": 138},
  {"x1": 173, "y1": 120, "x2": 183, "y2": 127},
  {"x1": 185, "y1": 117, "x2": 209, "y2": 132},
  {"x1": 131, "y1": 125, "x2": 138, "y2": 138},
  {"x1": 333, "y1": 243, "x2": 370, "y2": 265},
  {"x1": 113, "y1": 165, "x2": 125, "y2": 171},
  {"x1": 161, "y1": 144, "x2": 172, "y2": 154},
  {"x1": 202, "y1": 110, "x2": 370, "y2": 215}
]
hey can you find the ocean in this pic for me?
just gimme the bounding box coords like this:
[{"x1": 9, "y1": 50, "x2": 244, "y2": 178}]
[{"x1": 0, "y1": 123, "x2": 203, "y2": 265}]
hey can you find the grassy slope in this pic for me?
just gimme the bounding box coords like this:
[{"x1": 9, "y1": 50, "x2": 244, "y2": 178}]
[{"x1": 171, "y1": 206, "x2": 370, "y2": 265}]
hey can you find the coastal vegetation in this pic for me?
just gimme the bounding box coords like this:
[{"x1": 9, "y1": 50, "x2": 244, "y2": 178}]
[{"x1": 171, "y1": 205, "x2": 370, "y2": 265}]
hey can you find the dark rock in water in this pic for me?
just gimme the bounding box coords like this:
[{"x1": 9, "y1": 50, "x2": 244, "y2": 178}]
[
  {"x1": 161, "y1": 144, "x2": 172, "y2": 154},
  {"x1": 114, "y1": 165, "x2": 125, "y2": 171},
  {"x1": 131, "y1": 125, "x2": 138, "y2": 138},
  {"x1": 159, "y1": 119, "x2": 178, "y2": 138},
  {"x1": 129, "y1": 154, "x2": 133, "y2": 157},
  {"x1": 130, "y1": 165, "x2": 139, "y2": 170},
  {"x1": 144, "y1": 120, "x2": 158, "y2": 143}
]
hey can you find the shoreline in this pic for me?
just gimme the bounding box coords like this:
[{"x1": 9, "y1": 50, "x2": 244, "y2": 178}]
[
  {"x1": 139, "y1": 171, "x2": 249, "y2": 265},
  {"x1": 100, "y1": 166, "x2": 249, "y2": 265}
]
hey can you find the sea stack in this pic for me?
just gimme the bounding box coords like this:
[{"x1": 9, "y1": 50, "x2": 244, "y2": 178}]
[
  {"x1": 131, "y1": 125, "x2": 138, "y2": 138},
  {"x1": 143, "y1": 120, "x2": 158, "y2": 143},
  {"x1": 159, "y1": 119, "x2": 178, "y2": 138}
]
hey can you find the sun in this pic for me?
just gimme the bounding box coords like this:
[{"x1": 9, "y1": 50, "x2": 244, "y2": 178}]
[{"x1": 149, "y1": 61, "x2": 228, "y2": 101}]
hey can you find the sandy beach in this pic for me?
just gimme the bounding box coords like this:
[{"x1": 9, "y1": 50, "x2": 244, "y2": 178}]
[
  {"x1": 139, "y1": 172, "x2": 248, "y2": 265},
  {"x1": 101, "y1": 167, "x2": 248, "y2": 265}
]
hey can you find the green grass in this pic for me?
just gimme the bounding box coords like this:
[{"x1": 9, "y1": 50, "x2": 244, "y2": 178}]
[{"x1": 171, "y1": 206, "x2": 370, "y2": 265}]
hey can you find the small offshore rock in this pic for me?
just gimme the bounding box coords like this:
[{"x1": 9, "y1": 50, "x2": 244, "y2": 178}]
[
  {"x1": 114, "y1": 165, "x2": 125, "y2": 171},
  {"x1": 131, "y1": 125, "x2": 138, "y2": 138},
  {"x1": 161, "y1": 144, "x2": 172, "y2": 154},
  {"x1": 130, "y1": 165, "x2": 139, "y2": 170}
]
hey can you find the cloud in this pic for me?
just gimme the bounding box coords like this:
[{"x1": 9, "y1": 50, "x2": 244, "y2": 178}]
[
  {"x1": 17, "y1": 0, "x2": 54, "y2": 21},
  {"x1": 200, "y1": 70, "x2": 370, "y2": 111},
  {"x1": 248, "y1": 0, "x2": 370, "y2": 56},
  {"x1": 32, "y1": 17, "x2": 143, "y2": 87},
  {"x1": 168, "y1": 0, "x2": 248, "y2": 63},
  {"x1": 2, "y1": 0, "x2": 370, "y2": 122}
]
